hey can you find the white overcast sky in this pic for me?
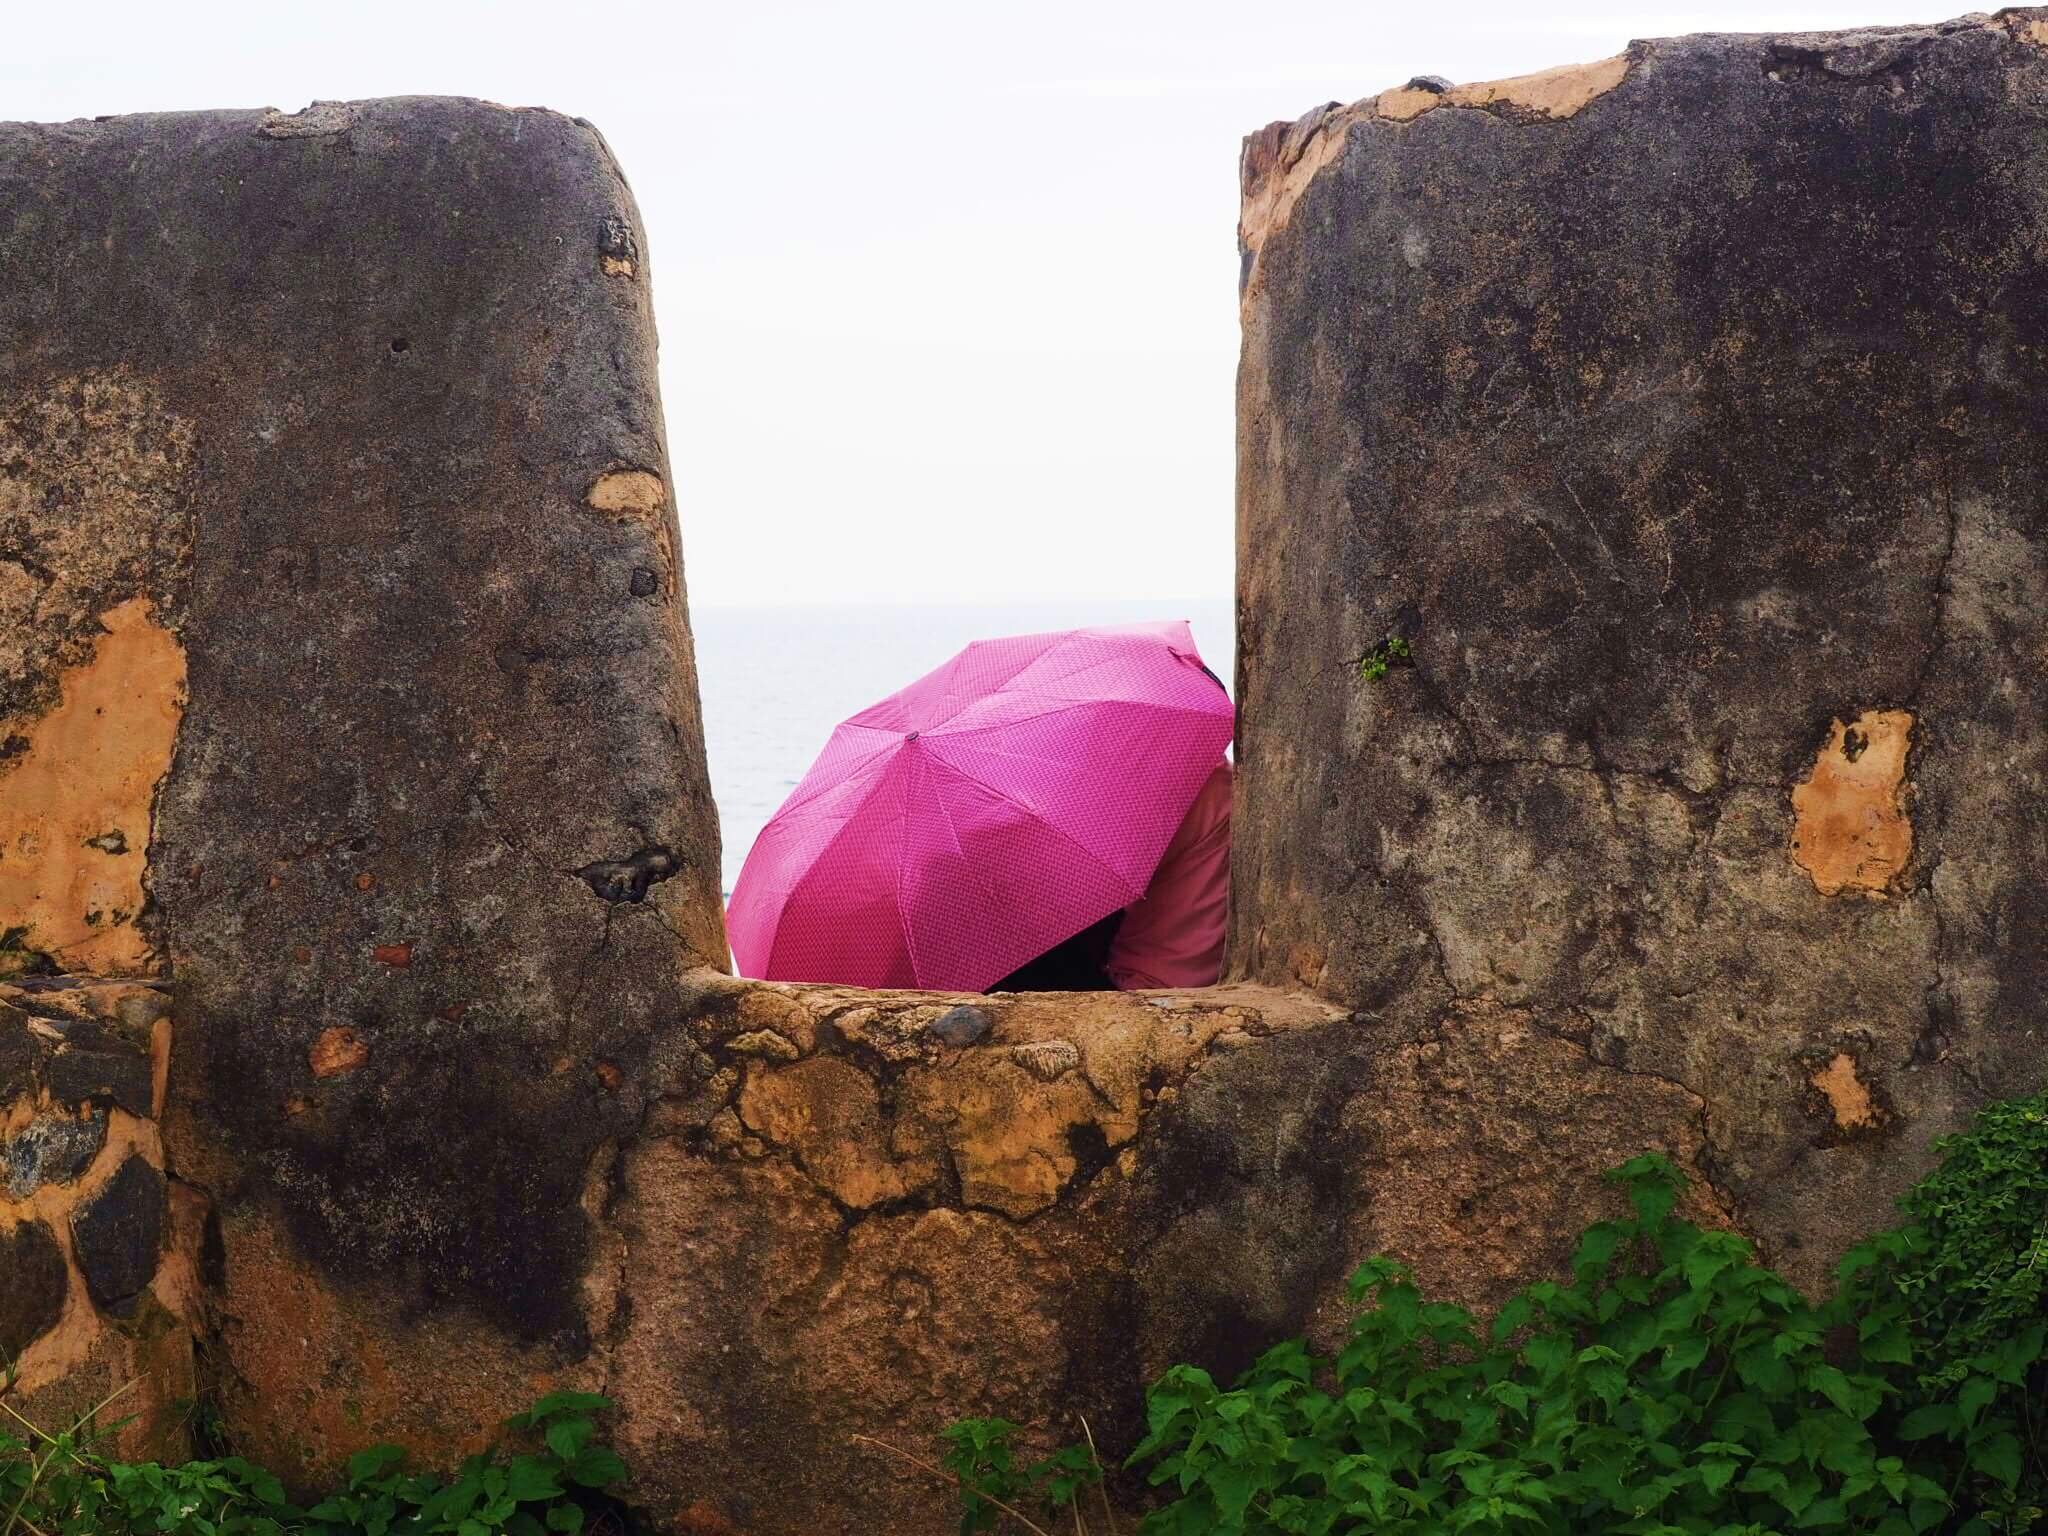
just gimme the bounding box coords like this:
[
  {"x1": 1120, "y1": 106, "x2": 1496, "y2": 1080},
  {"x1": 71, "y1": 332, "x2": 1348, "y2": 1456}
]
[{"x1": 7, "y1": 0, "x2": 1939, "y2": 605}]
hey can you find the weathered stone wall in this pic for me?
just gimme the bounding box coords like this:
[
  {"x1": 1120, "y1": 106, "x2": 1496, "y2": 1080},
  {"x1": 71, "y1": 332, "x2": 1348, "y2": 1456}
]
[{"x1": 1233, "y1": 9, "x2": 2048, "y2": 1298}]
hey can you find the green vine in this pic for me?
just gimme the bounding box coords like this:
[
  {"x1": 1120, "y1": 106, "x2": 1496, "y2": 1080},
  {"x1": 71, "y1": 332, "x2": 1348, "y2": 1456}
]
[{"x1": 937, "y1": 1093, "x2": 2048, "y2": 1535}]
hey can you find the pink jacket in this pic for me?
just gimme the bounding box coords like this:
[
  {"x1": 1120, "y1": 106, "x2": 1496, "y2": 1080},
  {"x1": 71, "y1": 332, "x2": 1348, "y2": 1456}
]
[{"x1": 1107, "y1": 759, "x2": 1232, "y2": 990}]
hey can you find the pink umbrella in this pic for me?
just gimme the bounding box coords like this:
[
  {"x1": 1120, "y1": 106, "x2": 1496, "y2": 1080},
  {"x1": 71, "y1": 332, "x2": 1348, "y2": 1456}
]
[{"x1": 727, "y1": 621, "x2": 1233, "y2": 991}]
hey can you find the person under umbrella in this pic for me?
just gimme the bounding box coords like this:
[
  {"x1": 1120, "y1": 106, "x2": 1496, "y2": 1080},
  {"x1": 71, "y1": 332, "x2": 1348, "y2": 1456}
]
[{"x1": 728, "y1": 621, "x2": 1233, "y2": 993}]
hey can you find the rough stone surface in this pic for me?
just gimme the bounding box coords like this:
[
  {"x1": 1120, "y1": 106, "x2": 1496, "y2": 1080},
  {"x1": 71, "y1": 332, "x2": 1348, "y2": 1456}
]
[
  {"x1": 69, "y1": 1152, "x2": 166, "y2": 1315},
  {"x1": 0, "y1": 1218, "x2": 68, "y2": 1358},
  {"x1": 1234, "y1": 9, "x2": 2048, "y2": 1292},
  {"x1": 0, "y1": 100, "x2": 719, "y2": 1362}
]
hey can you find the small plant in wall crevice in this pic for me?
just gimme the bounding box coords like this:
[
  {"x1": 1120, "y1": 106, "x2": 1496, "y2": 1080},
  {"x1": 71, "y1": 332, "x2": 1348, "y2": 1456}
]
[{"x1": 1360, "y1": 635, "x2": 1414, "y2": 682}]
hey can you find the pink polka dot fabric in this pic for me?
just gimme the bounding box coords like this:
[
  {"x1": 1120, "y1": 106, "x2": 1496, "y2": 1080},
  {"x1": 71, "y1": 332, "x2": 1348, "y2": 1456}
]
[{"x1": 726, "y1": 621, "x2": 1234, "y2": 991}]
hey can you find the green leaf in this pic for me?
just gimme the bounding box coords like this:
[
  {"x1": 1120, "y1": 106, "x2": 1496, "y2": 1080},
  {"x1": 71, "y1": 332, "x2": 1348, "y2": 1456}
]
[
  {"x1": 347, "y1": 1445, "x2": 407, "y2": 1484},
  {"x1": 1955, "y1": 1375, "x2": 1997, "y2": 1428},
  {"x1": 1661, "y1": 1335, "x2": 1710, "y2": 1378},
  {"x1": 545, "y1": 1505, "x2": 586, "y2": 1534},
  {"x1": 566, "y1": 1447, "x2": 627, "y2": 1489},
  {"x1": 505, "y1": 1456, "x2": 563, "y2": 1502},
  {"x1": 1969, "y1": 1431, "x2": 2022, "y2": 1490},
  {"x1": 545, "y1": 1418, "x2": 596, "y2": 1463},
  {"x1": 515, "y1": 1392, "x2": 614, "y2": 1428},
  {"x1": 1858, "y1": 1322, "x2": 1914, "y2": 1366},
  {"x1": 1896, "y1": 1404, "x2": 1956, "y2": 1441},
  {"x1": 1699, "y1": 1459, "x2": 1740, "y2": 1496}
]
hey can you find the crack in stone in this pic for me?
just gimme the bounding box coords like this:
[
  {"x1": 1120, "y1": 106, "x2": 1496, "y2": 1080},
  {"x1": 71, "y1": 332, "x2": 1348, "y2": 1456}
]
[
  {"x1": 1907, "y1": 461, "x2": 1959, "y2": 711},
  {"x1": 564, "y1": 905, "x2": 616, "y2": 1033},
  {"x1": 1542, "y1": 1006, "x2": 1742, "y2": 1217}
]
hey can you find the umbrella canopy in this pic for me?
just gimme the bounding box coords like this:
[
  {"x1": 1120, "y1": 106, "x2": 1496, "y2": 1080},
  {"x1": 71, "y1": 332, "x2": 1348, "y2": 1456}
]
[{"x1": 727, "y1": 620, "x2": 1234, "y2": 991}]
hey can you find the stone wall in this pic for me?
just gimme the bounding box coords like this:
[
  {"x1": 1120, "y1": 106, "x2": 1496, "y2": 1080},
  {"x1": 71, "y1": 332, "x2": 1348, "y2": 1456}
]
[
  {"x1": 1, "y1": 17, "x2": 2045, "y2": 1531},
  {"x1": 1233, "y1": 9, "x2": 2048, "y2": 1295}
]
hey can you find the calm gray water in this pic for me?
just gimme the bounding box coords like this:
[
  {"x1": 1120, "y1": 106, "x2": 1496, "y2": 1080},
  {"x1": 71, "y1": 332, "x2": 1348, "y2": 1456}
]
[{"x1": 693, "y1": 599, "x2": 1235, "y2": 896}]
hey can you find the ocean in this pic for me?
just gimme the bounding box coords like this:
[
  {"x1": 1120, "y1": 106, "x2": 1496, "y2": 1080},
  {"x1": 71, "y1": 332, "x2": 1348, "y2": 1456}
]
[{"x1": 693, "y1": 598, "x2": 1235, "y2": 897}]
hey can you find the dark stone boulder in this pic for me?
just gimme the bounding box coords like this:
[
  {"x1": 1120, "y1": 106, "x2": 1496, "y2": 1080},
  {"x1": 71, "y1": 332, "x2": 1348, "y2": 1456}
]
[
  {"x1": 46, "y1": 1039, "x2": 154, "y2": 1118},
  {"x1": 70, "y1": 1153, "x2": 166, "y2": 1316},
  {"x1": 0, "y1": 1219, "x2": 69, "y2": 1358},
  {"x1": 0, "y1": 1010, "x2": 35, "y2": 1102}
]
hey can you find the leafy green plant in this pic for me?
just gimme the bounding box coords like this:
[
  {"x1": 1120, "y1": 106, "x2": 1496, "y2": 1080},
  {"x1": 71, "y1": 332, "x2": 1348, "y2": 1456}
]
[
  {"x1": 0, "y1": 1387, "x2": 634, "y2": 1536},
  {"x1": 1882, "y1": 1095, "x2": 2048, "y2": 1389},
  {"x1": 856, "y1": 1420, "x2": 1113, "y2": 1536},
  {"x1": 1360, "y1": 635, "x2": 1413, "y2": 682},
  {"x1": 1844, "y1": 1092, "x2": 2048, "y2": 1524},
  {"x1": 936, "y1": 1100, "x2": 2048, "y2": 1536}
]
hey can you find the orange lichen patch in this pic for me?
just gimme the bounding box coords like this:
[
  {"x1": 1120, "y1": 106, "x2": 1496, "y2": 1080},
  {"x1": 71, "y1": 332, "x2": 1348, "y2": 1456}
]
[
  {"x1": 1239, "y1": 104, "x2": 1368, "y2": 277},
  {"x1": 372, "y1": 942, "x2": 413, "y2": 967},
  {"x1": 898, "y1": 1054, "x2": 1109, "y2": 1219},
  {"x1": 1241, "y1": 53, "x2": 1630, "y2": 289},
  {"x1": 1442, "y1": 55, "x2": 1631, "y2": 118},
  {"x1": 601, "y1": 256, "x2": 636, "y2": 278},
  {"x1": 1810, "y1": 1053, "x2": 1882, "y2": 1131},
  {"x1": 1375, "y1": 85, "x2": 1442, "y2": 121},
  {"x1": 212, "y1": 1203, "x2": 565, "y2": 1483},
  {"x1": 584, "y1": 469, "x2": 666, "y2": 515},
  {"x1": 1790, "y1": 709, "x2": 1914, "y2": 896},
  {"x1": 582, "y1": 469, "x2": 676, "y2": 597},
  {"x1": 309, "y1": 1026, "x2": 369, "y2": 1079},
  {"x1": 0, "y1": 598, "x2": 186, "y2": 976}
]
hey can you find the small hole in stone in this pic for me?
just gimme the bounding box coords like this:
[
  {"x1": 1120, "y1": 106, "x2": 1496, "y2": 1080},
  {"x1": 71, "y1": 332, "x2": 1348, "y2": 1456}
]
[{"x1": 390, "y1": 338, "x2": 411, "y2": 354}]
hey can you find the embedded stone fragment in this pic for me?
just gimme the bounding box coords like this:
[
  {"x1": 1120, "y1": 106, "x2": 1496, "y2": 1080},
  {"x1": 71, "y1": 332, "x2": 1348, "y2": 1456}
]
[
  {"x1": 70, "y1": 1153, "x2": 166, "y2": 1316},
  {"x1": 926, "y1": 1005, "x2": 991, "y2": 1047},
  {"x1": 1009, "y1": 1039, "x2": 1080, "y2": 1082},
  {"x1": 0, "y1": 1012, "x2": 35, "y2": 1101},
  {"x1": 308, "y1": 1027, "x2": 369, "y2": 1079},
  {"x1": 4, "y1": 1109, "x2": 108, "y2": 1197},
  {"x1": 0, "y1": 1219, "x2": 69, "y2": 1358},
  {"x1": 727, "y1": 1029, "x2": 800, "y2": 1062},
  {"x1": 1790, "y1": 711, "x2": 1914, "y2": 896}
]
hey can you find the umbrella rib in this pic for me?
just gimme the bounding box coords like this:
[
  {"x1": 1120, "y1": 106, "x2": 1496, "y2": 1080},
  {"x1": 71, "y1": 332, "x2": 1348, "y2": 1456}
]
[
  {"x1": 919, "y1": 757, "x2": 1023, "y2": 989},
  {"x1": 753, "y1": 752, "x2": 907, "y2": 982},
  {"x1": 928, "y1": 693, "x2": 1231, "y2": 743},
  {"x1": 857, "y1": 636, "x2": 1067, "y2": 735},
  {"x1": 923, "y1": 751, "x2": 1150, "y2": 906},
  {"x1": 758, "y1": 729, "x2": 901, "y2": 823},
  {"x1": 894, "y1": 749, "x2": 925, "y2": 986}
]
